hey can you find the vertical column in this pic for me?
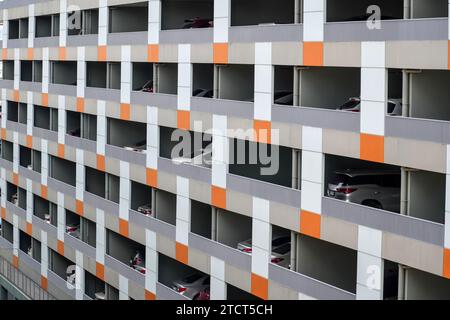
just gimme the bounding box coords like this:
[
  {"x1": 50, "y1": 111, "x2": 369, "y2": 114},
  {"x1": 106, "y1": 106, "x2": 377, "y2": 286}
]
[
  {"x1": 211, "y1": 115, "x2": 228, "y2": 210},
  {"x1": 14, "y1": 48, "x2": 20, "y2": 98},
  {"x1": 146, "y1": 106, "x2": 158, "y2": 188},
  {"x1": 119, "y1": 274, "x2": 129, "y2": 300},
  {"x1": 2, "y1": 10, "x2": 8, "y2": 58},
  {"x1": 147, "y1": 0, "x2": 161, "y2": 62},
  {"x1": 1, "y1": 89, "x2": 6, "y2": 140},
  {"x1": 12, "y1": 214, "x2": 19, "y2": 268},
  {"x1": 25, "y1": 179, "x2": 33, "y2": 235},
  {"x1": 95, "y1": 209, "x2": 106, "y2": 280},
  {"x1": 145, "y1": 229, "x2": 157, "y2": 300},
  {"x1": 300, "y1": 126, "x2": 323, "y2": 239},
  {"x1": 13, "y1": 131, "x2": 19, "y2": 185},
  {"x1": 120, "y1": 46, "x2": 131, "y2": 121},
  {"x1": 360, "y1": 42, "x2": 387, "y2": 163},
  {"x1": 75, "y1": 250, "x2": 85, "y2": 300},
  {"x1": 177, "y1": 44, "x2": 192, "y2": 131},
  {"x1": 96, "y1": 100, "x2": 106, "y2": 171},
  {"x1": 26, "y1": 92, "x2": 33, "y2": 148},
  {"x1": 41, "y1": 140, "x2": 49, "y2": 199},
  {"x1": 41, "y1": 230, "x2": 49, "y2": 290},
  {"x1": 302, "y1": 0, "x2": 325, "y2": 66},
  {"x1": 356, "y1": 226, "x2": 383, "y2": 300},
  {"x1": 213, "y1": 0, "x2": 229, "y2": 64},
  {"x1": 0, "y1": 169, "x2": 5, "y2": 222},
  {"x1": 59, "y1": 0, "x2": 67, "y2": 60},
  {"x1": 42, "y1": 48, "x2": 49, "y2": 106},
  {"x1": 253, "y1": 42, "x2": 272, "y2": 144},
  {"x1": 98, "y1": 0, "x2": 108, "y2": 61},
  {"x1": 57, "y1": 191, "x2": 65, "y2": 255},
  {"x1": 448, "y1": 0, "x2": 450, "y2": 69},
  {"x1": 210, "y1": 256, "x2": 226, "y2": 300},
  {"x1": 251, "y1": 197, "x2": 271, "y2": 300},
  {"x1": 119, "y1": 160, "x2": 130, "y2": 237},
  {"x1": 75, "y1": 149, "x2": 85, "y2": 216},
  {"x1": 77, "y1": 47, "x2": 86, "y2": 112},
  {"x1": 28, "y1": 4, "x2": 35, "y2": 60},
  {"x1": 443, "y1": 147, "x2": 450, "y2": 279},
  {"x1": 57, "y1": 95, "x2": 66, "y2": 158},
  {"x1": 175, "y1": 177, "x2": 190, "y2": 265}
]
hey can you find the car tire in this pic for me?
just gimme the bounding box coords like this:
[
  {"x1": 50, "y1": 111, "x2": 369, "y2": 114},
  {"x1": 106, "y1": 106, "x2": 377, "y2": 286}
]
[{"x1": 363, "y1": 200, "x2": 382, "y2": 209}]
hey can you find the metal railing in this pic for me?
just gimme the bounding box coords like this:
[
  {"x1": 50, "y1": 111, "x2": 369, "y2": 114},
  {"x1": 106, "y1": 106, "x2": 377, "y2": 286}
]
[{"x1": 0, "y1": 256, "x2": 56, "y2": 300}]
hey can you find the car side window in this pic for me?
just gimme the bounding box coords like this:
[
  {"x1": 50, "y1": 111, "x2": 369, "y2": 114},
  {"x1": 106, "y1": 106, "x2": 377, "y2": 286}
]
[
  {"x1": 381, "y1": 175, "x2": 401, "y2": 188},
  {"x1": 387, "y1": 102, "x2": 396, "y2": 114}
]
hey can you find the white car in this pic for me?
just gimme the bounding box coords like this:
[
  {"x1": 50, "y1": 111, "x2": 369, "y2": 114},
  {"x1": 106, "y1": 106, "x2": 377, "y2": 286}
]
[
  {"x1": 172, "y1": 148, "x2": 212, "y2": 168},
  {"x1": 336, "y1": 97, "x2": 402, "y2": 116}
]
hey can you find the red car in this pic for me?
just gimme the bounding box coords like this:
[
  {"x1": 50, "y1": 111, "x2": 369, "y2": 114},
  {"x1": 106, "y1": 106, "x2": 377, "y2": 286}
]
[{"x1": 195, "y1": 287, "x2": 210, "y2": 300}]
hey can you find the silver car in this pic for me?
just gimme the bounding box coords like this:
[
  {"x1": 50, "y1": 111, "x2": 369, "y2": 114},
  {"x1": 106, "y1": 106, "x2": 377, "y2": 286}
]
[
  {"x1": 327, "y1": 169, "x2": 400, "y2": 212},
  {"x1": 270, "y1": 243, "x2": 291, "y2": 268},
  {"x1": 336, "y1": 97, "x2": 402, "y2": 116},
  {"x1": 237, "y1": 235, "x2": 290, "y2": 253},
  {"x1": 172, "y1": 273, "x2": 210, "y2": 300}
]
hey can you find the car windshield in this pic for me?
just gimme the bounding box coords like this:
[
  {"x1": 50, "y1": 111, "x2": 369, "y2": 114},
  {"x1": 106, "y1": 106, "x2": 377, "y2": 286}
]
[
  {"x1": 272, "y1": 236, "x2": 290, "y2": 247},
  {"x1": 273, "y1": 243, "x2": 290, "y2": 255},
  {"x1": 387, "y1": 102, "x2": 396, "y2": 114},
  {"x1": 183, "y1": 274, "x2": 203, "y2": 283},
  {"x1": 339, "y1": 99, "x2": 360, "y2": 110}
]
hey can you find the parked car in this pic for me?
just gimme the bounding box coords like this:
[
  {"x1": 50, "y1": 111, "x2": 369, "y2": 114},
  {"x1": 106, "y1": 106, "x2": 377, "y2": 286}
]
[
  {"x1": 137, "y1": 203, "x2": 152, "y2": 216},
  {"x1": 141, "y1": 80, "x2": 154, "y2": 93},
  {"x1": 172, "y1": 148, "x2": 212, "y2": 168},
  {"x1": 172, "y1": 273, "x2": 210, "y2": 300},
  {"x1": 193, "y1": 88, "x2": 213, "y2": 98},
  {"x1": 270, "y1": 242, "x2": 290, "y2": 268},
  {"x1": 195, "y1": 286, "x2": 210, "y2": 300},
  {"x1": 274, "y1": 91, "x2": 293, "y2": 106},
  {"x1": 124, "y1": 140, "x2": 146, "y2": 153},
  {"x1": 11, "y1": 193, "x2": 18, "y2": 205},
  {"x1": 129, "y1": 250, "x2": 146, "y2": 274},
  {"x1": 44, "y1": 213, "x2": 51, "y2": 224},
  {"x1": 327, "y1": 169, "x2": 401, "y2": 212},
  {"x1": 68, "y1": 127, "x2": 81, "y2": 137},
  {"x1": 66, "y1": 223, "x2": 80, "y2": 238},
  {"x1": 336, "y1": 97, "x2": 402, "y2": 116},
  {"x1": 66, "y1": 265, "x2": 76, "y2": 285},
  {"x1": 26, "y1": 246, "x2": 32, "y2": 256},
  {"x1": 183, "y1": 17, "x2": 213, "y2": 29},
  {"x1": 94, "y1": 291, "x2": 106, "y2": 300},
  {"x1": 237, "y1": 235, "x2": 290, "y2": 253}
]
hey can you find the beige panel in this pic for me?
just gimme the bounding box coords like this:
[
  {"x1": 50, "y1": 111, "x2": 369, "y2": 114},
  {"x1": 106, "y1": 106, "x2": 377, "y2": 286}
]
[
  {"x1": 130, "y1": 45, "x2": 148, "y2": 62},
  {"x1": 158, "y1": 44, "x2": 178, "y2": 63},
  {"x1": 226, "y1": 190, "x2": 252, "y2": 218},
  {"x1": 272, "y1": 42, "x2": 302, "y2": 66},
  {"x1": 104, "y1": 265, "x2": 120, "y2": 288},
  {"x1": 228, "y1": 43, "x2": 255, "y2": 65},
  {"x1": 158, "y1": 108, "x2": 177, "y2": 129},
  {"x1": 321, "y1": 215, "x2": 358, "y2": 250},
  {"x1": 227, "y1": 117, "x2": 253, "y2": 140},
  {"x1": 322, "y1": 129, "x2": 360, "y2": 159},
  {"x1": 382, "y1": 232, "x2": 443, "y2": 276},
  {"x1": 386, "y1": 41, "x2": 447, "y2": 70},
  {"x1": 108, "y1": 0, "x2": 142, "y2": 7},
  {"x1": 129, "y1": 164, "x2": 147, "y2": 186},
  {"x1": 156, "y1": 171, "x2": 177, "y2": 195},
  {"x1": 104, "y1": 157, "x2": 120, "y2": 177},
  {"x1": 188, "y1": 247, "x2": 210, "y2": 274},
  {"x1": 268, "y1": 281, "x2": 299, "y2": 300},
  {"x1": 269, "y1": 201, "x2": 299, "y2": 232},
  {"x1": 85, "y1": 46, "x2": 99, "y2": 61},
  {"x1": 189, "y1": 180, "x2": 211, "y2": 205},
  {"x1": 157, "y1": 234, "x2": 176, "y2": 259},
  {"x1": 128, "y1": 281, "x2": 145, "y2": 300},
  {"x1": 130, "y1": 104, "x2": 147, "y2": 123},
  {"x1": 129, "y1": 221, "x2": 145, "y2": 245},
  {"x1": 35, "y1": 1, "x2": 60, "y2": 16},
  {"x1": 191, "y1": 43, "x2": 213, "y2": 64},
  {"x1": 272, "y1": 121, "x2": 302, "y2": 149},
  {"x1": 324, "y1": 42, "x2": 361, "y2": 68},
  {"x1": 104, "y1": 213, "x2": 120, "y2": 234},
  {"x1": 7, "y1": 6, "x2": 29, "y2": 20},
  {"x1": 106, "y1": 46, "x2": 122, "y2": 62},
  {"x1": 190, "y1": 111, "x2": 212, "y2": 132},
  {"x1": 225, "y1": 263, "x2": 251, "y2": 293},
  {"x1": 385, "y1": 136, "x2": 446, "y2": 173},
  {"x1": 67, "y1": 0, "x2": 99, "y2": 11}
]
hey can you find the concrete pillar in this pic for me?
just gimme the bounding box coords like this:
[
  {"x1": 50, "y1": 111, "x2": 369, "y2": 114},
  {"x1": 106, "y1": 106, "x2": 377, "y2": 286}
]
[
  {"x1": 303, "y1": 0, "x2": 325, "y2": 66},
  {"x1": 404, "y1": 0, "x2": 411, "y2": 19},
  {"x1": 148, "y1": 0, "x2": 161, "y2": 45},
  {"x1": 120, "y1": 46, "x2": 131, "y2": 108},
  {"x1": 57, "y1": 191, "x2": 65, "y2": 256},
  {"x1": 96, "y1": 100, "x2": 106, "y2": 172},
  {"x1": 210, "y1": 256, "x2": 226, "y2": 299},
  {"x1": 40, "y1": 230, "x2": 49, "y2": 290},
  {"x1": 211, "y1": 114, "x2": 228, "y2": 210},
  {"x1": 59, "y1": 0, "x2": 67, "y2": 48},
  {"x1": 145, "y1": 229, "x2": 157, "y2": 300},
  {"x1": 443, "y1": 145, "x2": 450, "y2": 280},
  {"x1": 177, "y1": 44, "x2": 192, "y2": 131},
  {"x1": 75, "y1": 250, "x2": 84, "y2": 300},
  {"x1": 146, "y1": 106, "x2": 158, "y2": 189},
  {"x1": 2, "y1": 10, "x2": 8, "y2": 50},
  {"x1": 75, "y1": 149, "x2": 84, "y2": 216},
  {"x1": 57, "y1": 95, "x2": 66, "y2": 157},
  {"x1": 26, "y1": 92, "x2": 33, "y2": 147},
  {"x1": 14, "y1": 48, "x2": 20, "y2": 91},
  {"x1": 175, "y1": 176, "x2": 190, "y2": 265},
  {"x1": 1, "y1": 89, "x2": 6, "y2": 139},
  {"x1": 95, "y1": 208, "x2": 106, "y2": 280},
  {"x1": 119, "y1": 161, "x2": 130, "y2": 237},
  {"x1": 213, "y1": 0, "x2": 230, "y2": 64},
  {"x1": 25, "y1": 179, "x2": 33, "y2": 235},
  {"x1": 42, "y1": 48, "x2": 49, "y2": 99},
  {"x1": 13, "y1": 131, "x2": 19, "y2": 181},
  {"x1": 12, "y1": 214, "x2": 19, "y2": 267},
  {"x1": 356, "y1": 226, "x2": 383, "y2": 300},
  {"x1": 77, "y1": 47, "x2": 86, "y2": 112},
  {"x1": 118, "y1": 274, "x2": 129, "y2": 300},
  {"x1": 250, "y1": 197, "x2": 271, "y2": 300},
  {"x1": 40, "y1": 140, "x2": 49, "y2": 198},
  {"x1": 98, "y1": 0, "x2": 108, "y2": 47},
  {"x1": 28, "y1": 4, "x2": 35, "y2": 55}
]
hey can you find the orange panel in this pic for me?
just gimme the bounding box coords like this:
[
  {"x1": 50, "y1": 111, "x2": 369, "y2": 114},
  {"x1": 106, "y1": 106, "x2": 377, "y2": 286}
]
[
  {"x1": 59, "y1": 47, "x2": 66, "y2": 60},
  {"x1": 12, "y1": 255, "x2": 19, "y2": 268},
  {"x1": 443, "y1": 248, "x2": 450, "y2": 279},
  {"x1": 26, "y1": 222, "x2": 32, "y2": 235},
  {"x1": 303, "y1": 42, "x2": 324, "y2": 67},
  {"x1": 1, "y1": 128, "x2": 6, "y2": 140},
  {"x1": 147, "y1": 44, "x2": 159, "y2": 63},
  {"x1": 41, "y1": 185, "x2": 48, "y2": 199},
  {"x1": 145, "y1": 289, "x2": 156, "y2": 300},
  {"x1": 41, "y1": 276, "x2": 48, "y2": 290},
  {"x1": 146, "y1": 168, "x2": 158, "y2": 188},
  {"x1": 360, "y1": 133, "x2": 384, "y2": 163},
  {"x1": 76, "y1": 200, "x2": 84, "y2": 216},
  {"x1": 1, "y1": 207, "x2": 6, "y2": 219},
  {"x1": 27, "y1": 48, "x2": 34, "y2": 60},
  {"x1": 448, "y1": 41, "x2": 450, "y2": 70},
  {"x1": 300, "y1": 210, "x2": 321, "y2": 239},
  {"x1": 13, "y1": 173, "x2": 18, "y2": 185},
  {"x1": 26, "y1": 135, "x2": 32, "y2": 148},
  {"x1": 175, "y1": 242, "x2": 189, "y2": 265},
  {"x1": 213, "y1": 43, "x2": 228, "y2": 64},
  {"x1": 96, "y1": 154, "x2": 106, "y2": 172},
  {"x1": 253, "y1": 120, "x2": 271, "y2": 144},
  {"x1": 96, "y1": 262, "x2": 105, "y2": 281},
  {"x1": 57, "y1": 143, "x2": 65, "y2": 158},
  {"x1": 13, "y1": 90, "x2": 19, "y2": 102},
  {"x1": 120, "y1": 103, "x2": 131, "y2": 120},
  {"x1": 57, "y1": 240, "x2": 65, "y2": 256},
  {"x1": 76, "y1": 97, "x2": 85, "y2": 113},
  {"x1": 177, "y1": 110, "x2": 190, "y2": 130},
  {"x1": 251, "y1": 273, "x2": 268, "y2": 300},
  {"x1": 119, "y1": 218, "x2": 129, "y2": 238},
  {"x1": 98, "y1": 46, "x2": 107, "y2": 61},
  {"x1": 1, "y1": 48, "x2": 7, "y2": 60},
  {"x1": 211, "y1": 185, "x2": 226, "y2": 209},
  {"x1": 41, "y1": 93, "x2": 49, "y2": 106}
]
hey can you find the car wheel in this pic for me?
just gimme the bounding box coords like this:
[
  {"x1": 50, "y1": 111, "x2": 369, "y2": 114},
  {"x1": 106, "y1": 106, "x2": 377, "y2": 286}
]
[{"x1": 363, "y1": 200, "x2": 382, "y2": 209}]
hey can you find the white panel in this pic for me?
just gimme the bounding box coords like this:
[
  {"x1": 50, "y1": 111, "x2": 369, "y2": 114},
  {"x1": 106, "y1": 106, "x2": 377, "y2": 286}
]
[
  {"x1": 361, "y1": 42, "x2": 386, "y2": 68},
  {"x1": 253, "y1": 92, "x2": 272, "y2": 122},
  {"x1": 303, "y1": 11, "x2": 324, "y2": 42},
  {"x1": 360, "y1": 68, "x2": 387, "y2": 102},
  {"x1": 254, "y1": 65, "x2": 272, "y2": 93},
  {"x1": 176, "y1": 176, "x2": 189, "y2": 198},
  {"x1": 360, "y1": 101, "x2": 385, "y2": 136},
  {"x1": 213, "y1": 114, "x2": 227, "y2": 137},
  {"x1": 303, "y1": 0, "x2": 325, "y2": 12},
  {"x1": 251, "y1": 246, "x2": 269, "y2": 278},
  {"x1": 213, "y1": 17, "x2": 229, "y2": 43},
  {"x1": 357, "y1": 252, "x2": 382, "y2": 288},
  {"x1": 358, "y1": 225, "x2": 382, "y2": 257},
  {"x1": 252, "y1": 197, "x2": 270, "y2": 222},
  {"x1": 356, "y1": 284, "x2": 382, "y2": 300},
  {"x1": 302, "y1": 126, "x2": 322, "y2": 153},
  {"x1": 211, "y1": 161, "x2": 227, "y2": 188},
  {"x1": 300, "y1": 180, "x2": 322, "y2": 214},
  {"x1": 301, "y1": 150, "x2": 323, "y2": 184},
  {"x1": 255, "y1": 42, "x2": 272, "y2": 66},
  {"x1": 175, "y1": 218, "x2": 189, "y2": 245},
  {"x1": 252, "y1": 219, "x2": 270, "y2": 252},
  {"x1": 210, "y1": 276, "x2": 226, "y2": 300},
  {"x1": 210, "y1": 256, "x2": 225, "y2": 281},
  {"x1": 176, "y1": 195, "x2": 190, "y2": 222}
]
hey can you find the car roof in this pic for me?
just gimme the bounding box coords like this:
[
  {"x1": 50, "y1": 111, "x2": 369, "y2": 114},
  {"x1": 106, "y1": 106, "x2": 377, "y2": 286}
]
[{"x1": 334, "y1": 169, "x2": 400, "y2": 177}]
